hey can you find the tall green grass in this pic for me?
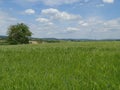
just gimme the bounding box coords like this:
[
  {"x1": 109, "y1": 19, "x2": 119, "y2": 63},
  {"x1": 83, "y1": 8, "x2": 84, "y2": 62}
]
[{"x1": 0, "y1": 41, "x2": 120, "y2": 90}]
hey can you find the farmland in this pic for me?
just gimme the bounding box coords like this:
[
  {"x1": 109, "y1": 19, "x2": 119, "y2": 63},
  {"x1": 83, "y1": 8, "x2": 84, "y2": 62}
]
[{"x1": 0, "y1": 41, "x2": 120, "y2": 90}]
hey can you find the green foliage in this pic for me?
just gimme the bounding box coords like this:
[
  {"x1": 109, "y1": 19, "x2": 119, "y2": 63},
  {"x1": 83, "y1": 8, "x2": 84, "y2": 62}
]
[
  {"x1": 0, "y1": 42, "x2": 120, "y2": 90},
  {"x1": 7, "y1": 23, "x2": 32, "y2": 44}
]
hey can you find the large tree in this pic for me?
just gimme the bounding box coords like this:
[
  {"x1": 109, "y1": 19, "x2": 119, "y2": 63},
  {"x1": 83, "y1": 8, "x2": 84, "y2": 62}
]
[{"x1": 7, "y1": 23, "x2": 32, "y2": 44}]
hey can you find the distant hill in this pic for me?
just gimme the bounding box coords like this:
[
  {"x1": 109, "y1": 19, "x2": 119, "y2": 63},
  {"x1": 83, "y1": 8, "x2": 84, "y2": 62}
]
[
  {"x1": 31, "y1": 38, "x2": 120, "y2": 42},
  {"x1": 0, "y1": 35, "x2": 7, "y2": 39},
  {"x1": 0, "y1": 35, "x2": 120, "y2": 41}
]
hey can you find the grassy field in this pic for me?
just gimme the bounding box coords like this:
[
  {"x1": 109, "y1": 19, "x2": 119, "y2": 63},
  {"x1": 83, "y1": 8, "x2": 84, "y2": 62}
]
[{"x1": 0, "y1": 41, "x2": 120, "y2": 90}]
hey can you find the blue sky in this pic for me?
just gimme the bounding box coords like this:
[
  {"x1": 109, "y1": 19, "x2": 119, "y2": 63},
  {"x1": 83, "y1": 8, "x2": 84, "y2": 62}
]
[{"x1": 0, "y1": 0, "x2": 120, "y2": 39}]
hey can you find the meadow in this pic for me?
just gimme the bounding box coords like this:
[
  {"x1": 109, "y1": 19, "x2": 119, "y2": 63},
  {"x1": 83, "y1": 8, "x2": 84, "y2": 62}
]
[{"x1": 0, "y1": 41, "x2": 120, "y2": 90}]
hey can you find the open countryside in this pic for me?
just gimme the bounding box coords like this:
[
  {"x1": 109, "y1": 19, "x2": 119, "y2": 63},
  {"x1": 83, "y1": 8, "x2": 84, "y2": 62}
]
[{"x1": 0, "y1": 0, "x2": 120, "y2": 90}]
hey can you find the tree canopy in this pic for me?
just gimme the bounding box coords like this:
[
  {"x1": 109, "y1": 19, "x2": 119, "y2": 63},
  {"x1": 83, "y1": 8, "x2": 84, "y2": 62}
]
[{"x1": 7, "y1": 23, "x2": 32, "y2": 44}]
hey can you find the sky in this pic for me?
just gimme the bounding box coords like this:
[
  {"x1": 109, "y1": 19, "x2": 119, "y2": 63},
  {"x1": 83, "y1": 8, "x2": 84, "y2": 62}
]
[{"x1": 0, "y1": 0, "x2": 120, "y2": 39}]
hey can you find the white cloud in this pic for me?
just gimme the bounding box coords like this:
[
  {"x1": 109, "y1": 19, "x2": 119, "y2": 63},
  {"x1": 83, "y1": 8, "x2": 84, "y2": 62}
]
[
  {"x1": 1, "y1": 6, "x2": 119, "y2": 39},
  {"x1": 81, "y1": 23, "x2": 88, "y2": 26},
  {"x1": 36, "y1": 18, "x2": 53, "y2": 25},
  {"x1": 103, "y1": 18, "x2": 120, "y2": 31},
  {"x1": 13, "y1": 0, "x2": 115, "y2": 6},
  {"x1": 25, "y1": 9, "x2": 35, "y2": 15},
  {"x1": 13, "y1": 0, "x2": 79, "y2": 6},
  {"x1": 13, "y1": 0, "x2": 115, "y2": 7},
  {"x1": 78, "y1": 21, "x2": 88, "y2": 26},
  {"x1": 41, "y1": 0, "x2": 79, "y2": 6},
  {"x1": 36, "y1": 18, "x2": 49, "y2": 23},
  {"x1": 102, "y1": 0, "x2": 114, "y2": 3},
  {"x1": 0, "y1": 11, "x2": 19, "y2": 35},
  {"x1": 85, "y1": 17, "x2": 120, "y2": 33},
  {"x1": 67, "y1": 27, "x2": 79, "y2": 32},
  {"x1": 32, "y1": 8, "x2": 120, "y2": 39},
  {"x1": 41, "y1": 8, "x2": 81, "y2": 21},
  {"x1": 41, "y1": 8, "x2": 59, "y2": 14}
]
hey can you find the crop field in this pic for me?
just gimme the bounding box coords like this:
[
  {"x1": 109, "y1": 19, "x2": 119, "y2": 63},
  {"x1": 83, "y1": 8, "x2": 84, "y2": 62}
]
[{"x1": 0, "y1": 41, "x2": 120, "y2": 90}]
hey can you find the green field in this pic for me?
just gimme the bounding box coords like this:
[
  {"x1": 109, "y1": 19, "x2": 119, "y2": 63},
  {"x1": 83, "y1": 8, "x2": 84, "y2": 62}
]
[{"x1": 0, "y1": 42, "x2": 120, "y2": 90}]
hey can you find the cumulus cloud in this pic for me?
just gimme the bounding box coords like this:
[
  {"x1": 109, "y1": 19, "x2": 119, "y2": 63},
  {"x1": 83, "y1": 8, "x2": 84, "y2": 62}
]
[
  {"x1": 25, "y1": 9, "x2": 35, "y2": 15},
  {"x1": 36, "y1": 18, "x2": 53, "y2": 25},
  {"x1": 79, "y1": 21, "x2": 88, "y2": 26},
  {"x1": 41, "y1": 8, "x2": 81, "y2": 21},
  {"x1": 102, "y1": 0, "x2": 114, "y2": 3},
  {"x1": 36, "y1": 18, "x2": 49, "y2": 23}
]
